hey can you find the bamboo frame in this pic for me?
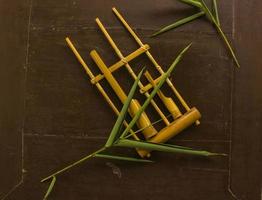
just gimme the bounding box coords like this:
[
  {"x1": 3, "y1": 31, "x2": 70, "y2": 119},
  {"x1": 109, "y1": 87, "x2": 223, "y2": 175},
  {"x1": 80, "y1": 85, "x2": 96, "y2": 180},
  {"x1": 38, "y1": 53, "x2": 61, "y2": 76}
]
[
  {"x1": 65, "y1": 8, "x2": 201, "y2": 157},
  {"x1": 112, "y1": 7, "x2": 200, "y2": 125},
  {"x1": 66, "y1": 37, "x2": 151, "y2": 157},
  {"x1": 95, "y1": 18, "x2": 170, "y2": 126}
]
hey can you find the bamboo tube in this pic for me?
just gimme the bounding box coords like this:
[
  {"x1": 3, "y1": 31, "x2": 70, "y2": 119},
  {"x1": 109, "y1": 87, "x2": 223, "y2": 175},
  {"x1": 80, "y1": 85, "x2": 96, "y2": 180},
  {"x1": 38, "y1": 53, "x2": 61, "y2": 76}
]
[
  {"x1": 112, "y1": 7, "x2": 200, "y2": 125},
  {"x1": 95, "y1": 18, "x2": 170, "y2": 126},
  {"x1": 144, "y1": 71, "x2": 182, "y2": 119},
  {"x1": 90, "y1": 50, "x2": 157, "y2": 139},
  {"x1": 139, "y1": 107, "x2": 201, "y2": 157},
  {"x1": 140, "y1": 76, "x2": 162, "y2": 93},
  {"x1": 66, "y1": 37, "x2": 151, "y2": 157},
  {"x1": 65, "y1": 37, "x2": 135, "y2": 135}
]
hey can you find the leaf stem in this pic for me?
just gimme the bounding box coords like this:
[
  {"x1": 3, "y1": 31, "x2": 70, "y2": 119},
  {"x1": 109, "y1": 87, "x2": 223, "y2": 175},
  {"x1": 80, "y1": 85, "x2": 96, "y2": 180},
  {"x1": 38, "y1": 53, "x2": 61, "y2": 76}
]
[{"x1": 41, "y1": 147, "x2": 106, "y2": 182}]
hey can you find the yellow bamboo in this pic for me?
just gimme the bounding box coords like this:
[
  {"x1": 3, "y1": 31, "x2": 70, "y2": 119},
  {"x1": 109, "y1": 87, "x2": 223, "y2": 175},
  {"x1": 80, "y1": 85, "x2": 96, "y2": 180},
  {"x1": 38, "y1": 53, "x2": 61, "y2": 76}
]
[
  {"x1": 90, "y1": 50, "x2": 157, "y2": 139},
  {"x1": 140, "y1": 76, "x2": 162, "y2": 93},
  {"x1": 95, "y1": 18, "x2": 170, "y2": 126},
  {"x1": 144, "y1": 71, "x2": 182, "y2": 119},
  {"x1": 112, "y1": 7, "x2": 200, "y2": 125},
  {"x1": 91, "y1": 44, "x2": 150, "y2": 84},
  {"x1": 139, "y1": 107, "x2": 201, "y2": 157},
  {"x1": 65, "y1": 37, "x2": 144, "y2": 145}
]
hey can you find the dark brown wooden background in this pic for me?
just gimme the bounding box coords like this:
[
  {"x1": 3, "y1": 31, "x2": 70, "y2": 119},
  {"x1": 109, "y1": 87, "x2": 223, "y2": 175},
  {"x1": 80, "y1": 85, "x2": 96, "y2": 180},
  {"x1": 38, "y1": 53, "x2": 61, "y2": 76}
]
[{"x1": 0, "y1": 0, "x2": 261, "y2": 199}]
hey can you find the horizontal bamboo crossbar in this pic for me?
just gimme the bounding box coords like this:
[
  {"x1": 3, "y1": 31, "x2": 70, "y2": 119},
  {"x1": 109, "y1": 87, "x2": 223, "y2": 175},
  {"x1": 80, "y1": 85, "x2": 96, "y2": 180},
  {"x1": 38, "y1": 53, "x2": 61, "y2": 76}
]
[
  {"x1": 138, "y1": 107, "x2": 201, "y2": 157},
  {"x1": 91, "y1": 44, "x2": 150, "y2": 84},
  {"x1": 140, "y1": 76, "x2": 162, "y2": 93}
]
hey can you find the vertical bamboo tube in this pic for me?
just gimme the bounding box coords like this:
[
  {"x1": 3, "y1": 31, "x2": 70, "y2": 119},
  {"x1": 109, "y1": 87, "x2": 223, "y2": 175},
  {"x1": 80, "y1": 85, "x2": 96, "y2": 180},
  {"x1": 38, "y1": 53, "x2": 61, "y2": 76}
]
[
  {"x1": 90, "y1": 50, "x2": 157, "y2": 139},
  {"x1": 144, "y1": 71, "x2": 182, "y2": 119}
]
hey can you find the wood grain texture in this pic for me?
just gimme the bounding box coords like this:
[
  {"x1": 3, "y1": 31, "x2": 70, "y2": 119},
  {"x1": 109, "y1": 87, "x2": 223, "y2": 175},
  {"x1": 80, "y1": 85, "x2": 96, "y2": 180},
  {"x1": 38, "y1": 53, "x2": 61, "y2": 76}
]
[{"x1": 0, "y1": 0, "x2": 261, "y2": 199}]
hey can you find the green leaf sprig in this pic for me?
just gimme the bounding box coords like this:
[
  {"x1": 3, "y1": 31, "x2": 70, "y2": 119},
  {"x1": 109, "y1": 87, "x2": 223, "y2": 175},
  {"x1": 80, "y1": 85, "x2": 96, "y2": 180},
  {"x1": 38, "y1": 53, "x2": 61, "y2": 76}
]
[
  {"x1": 151, "y1": 0, "x2": 240, "y2": 68},
  {"x1": 41, "y1": 44, "x2": 225, "y2": 199}
]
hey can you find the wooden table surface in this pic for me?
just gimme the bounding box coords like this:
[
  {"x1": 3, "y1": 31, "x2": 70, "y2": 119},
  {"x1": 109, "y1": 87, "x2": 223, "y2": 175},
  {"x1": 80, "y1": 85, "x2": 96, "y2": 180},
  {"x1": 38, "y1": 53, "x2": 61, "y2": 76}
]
[{"x1": 0, "y1": 0, "x2": 261, "y2": 199}]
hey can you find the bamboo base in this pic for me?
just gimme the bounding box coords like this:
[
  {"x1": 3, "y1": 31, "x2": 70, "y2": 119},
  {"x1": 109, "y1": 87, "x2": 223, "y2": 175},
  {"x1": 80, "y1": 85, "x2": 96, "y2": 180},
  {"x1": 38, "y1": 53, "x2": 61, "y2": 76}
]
[{"x1": 138, "y1": 107, "x2": 201, "y2": 157}]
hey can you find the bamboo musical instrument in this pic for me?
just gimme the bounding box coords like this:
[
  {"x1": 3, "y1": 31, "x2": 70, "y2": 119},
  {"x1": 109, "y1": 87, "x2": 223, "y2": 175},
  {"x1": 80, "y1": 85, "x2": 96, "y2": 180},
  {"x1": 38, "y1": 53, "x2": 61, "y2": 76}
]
[{"x1": 66, "y1": 8, "x2": 201, "y2": 158}]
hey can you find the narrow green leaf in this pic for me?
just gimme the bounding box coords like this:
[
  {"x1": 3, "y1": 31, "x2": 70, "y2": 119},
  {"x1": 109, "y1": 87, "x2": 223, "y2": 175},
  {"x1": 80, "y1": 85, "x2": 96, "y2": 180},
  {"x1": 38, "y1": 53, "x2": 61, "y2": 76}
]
[
  {"x1": 212, "y1": 0, "x2": 220, "y2": 25},
  {"x1": 177, "y1": 0, "x2": 202, "y2": 8},
  {"x1": 119, "y1": 44, "x2": 192, "y2": 138},
  {"x1": 116, "y1": 139, "x2": 226, "y2": 157},
  {"x1": 151, "y1": 11, "x2": 205, "y2": 37},
  {"x1": 43, "y1": 176, "x2": 56, "y2": 200},
  {"x1": 105, "y1": 68, "x2": 145, "y2": 147},
  {"x1": 94, "y1": 153, "x2": 153, "y2": 163},
  {"x1": 200, "y1": 0, "x2": 240, "y2": 68},
  {"x1": 155, "y1": 142, "x2": 195, "y2": 150}
]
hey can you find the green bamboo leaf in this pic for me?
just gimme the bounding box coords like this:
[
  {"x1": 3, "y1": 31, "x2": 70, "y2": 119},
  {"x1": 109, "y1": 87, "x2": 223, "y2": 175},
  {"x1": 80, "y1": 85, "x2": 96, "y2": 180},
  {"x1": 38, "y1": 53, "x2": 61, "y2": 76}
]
[
  {"x1": 105, "y1": 68, "x2": 145, "y2": 147},
  {"x1": 177, "y1": 0, "x2": 202, "y2": 8},
  {"x1": 94, "y1": 153, "x2": 153, "y2": 163},
  {"x1": 115, "y1": 139, "x2": 226, "y2": 157},
  {"x1": 155, "y1": 142, "x2": 195, "y2": 150},
  {"x1": 200, "y1": 0, "x2": 240, "y2": 68},
  {"x1": 151, "y1": 11, "x2": 205, "y2": 37},
  {"x1": 119, "y1": 44, "x2": 192, "y2": 138},
  {"x1": 212, "y1": 0, "x2": 220, "y2": 25},
  {"x1": 125, "y1": 133, "x2": 195, "y2": 150},
  {"x1": 43, "y1": 176, "x2": 56, "y2": 200}
]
